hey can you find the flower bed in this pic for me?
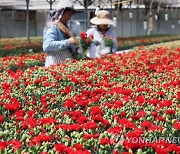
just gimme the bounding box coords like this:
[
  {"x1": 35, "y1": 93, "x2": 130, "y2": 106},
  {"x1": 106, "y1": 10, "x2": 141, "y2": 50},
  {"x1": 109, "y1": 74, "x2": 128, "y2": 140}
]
[
  {"x1": 0, "y1": 37, "x2": 43, "y2": 57},
  {"x1": 0, "y1": 41, "x2": 180, "y2": 153},
  {"x1": 0, "y1": 53, "x2": 46, "y2": 72},
  {"x1": 1, "y1": 35, "x2": 180, "y2": 58},
  {"x1": 117, "y1": 35, "x2": 180, "y2": 51},
  {"x1": 1, "y1": 35, "x2": 180, "y2": 72}
]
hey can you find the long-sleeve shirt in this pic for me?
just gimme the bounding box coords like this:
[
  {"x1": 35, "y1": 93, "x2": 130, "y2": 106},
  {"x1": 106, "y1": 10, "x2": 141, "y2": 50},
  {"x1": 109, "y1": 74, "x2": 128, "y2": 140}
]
[
  {"x1": 86, "y1": 26, "x2": 117, "y2": 58},
  {"x1": 43, "y1": 24, "x2": 75, "y2": 67}
]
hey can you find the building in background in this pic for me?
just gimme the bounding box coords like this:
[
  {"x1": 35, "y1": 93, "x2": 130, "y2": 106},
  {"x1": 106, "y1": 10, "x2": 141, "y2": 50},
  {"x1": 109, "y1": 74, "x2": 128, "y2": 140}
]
[{"x1": 0, "y1": 0, "x2": 180, "y2": 38}]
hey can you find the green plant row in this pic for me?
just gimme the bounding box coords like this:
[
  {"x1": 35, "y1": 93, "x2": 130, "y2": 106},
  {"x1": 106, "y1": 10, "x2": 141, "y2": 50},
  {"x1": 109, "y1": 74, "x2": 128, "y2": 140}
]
[
  {"x1": 1, "y1": 35, "x2": 180, "y2": 57},
  {"x1": 117, "y1": 35, "x2": 180, "y2": 51},
  {"x1": 0, "y1": 37, "x2": 43, "y2": 57}
]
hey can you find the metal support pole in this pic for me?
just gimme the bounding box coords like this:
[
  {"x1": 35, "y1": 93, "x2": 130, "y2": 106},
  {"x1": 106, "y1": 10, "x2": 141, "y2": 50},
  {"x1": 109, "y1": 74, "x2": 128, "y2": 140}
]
[
  {"x1": 157, "y1": 16, "x2": 160, "y2": 34},
  {"x1": 26, "y1": 0, "x2": 30, "y2": 45},
  {"x1": 4, "y1": 9, "x2": 8, "y2": 37},
  {"x1": 46, "y1": 0, "x2": 56, "y2": 10},
  {"x1": 121, "y1": 10, "x2": 123, "y2": 37},
  {"x1": 109, "y1": 0, "x2": 113, "y2": 17},
  {"x1": 130, "y1": 18, "x2": 132, "y2": 36},
  {"x1": 129, "y1": 1, "x2": 132, "y2": 37},
  {"x1": 84, "y1": 0, "x2": 88, "y2": 30}
]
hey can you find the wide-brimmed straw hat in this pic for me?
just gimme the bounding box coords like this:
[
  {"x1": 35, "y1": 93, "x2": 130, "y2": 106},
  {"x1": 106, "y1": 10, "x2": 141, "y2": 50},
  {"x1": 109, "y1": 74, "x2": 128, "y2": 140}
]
[{"x1": 90, "y1": 10, "x2": 113, "y2": 25}]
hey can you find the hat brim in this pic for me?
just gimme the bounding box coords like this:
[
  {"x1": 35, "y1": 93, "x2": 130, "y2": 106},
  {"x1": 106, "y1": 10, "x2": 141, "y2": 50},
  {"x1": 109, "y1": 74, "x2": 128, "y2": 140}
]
[
  {"x1": 90, "y1": 17, "x2": 113, "y2": 25},
  {"x1": 66, "y1": 7, "x2": 83, "y2": 13}
]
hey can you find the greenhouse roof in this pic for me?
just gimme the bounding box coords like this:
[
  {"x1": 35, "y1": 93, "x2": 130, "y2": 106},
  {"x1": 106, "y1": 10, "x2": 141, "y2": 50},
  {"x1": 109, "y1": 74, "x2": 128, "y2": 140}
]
[{"x1": 0, "y1": 0, "x2": 180, "y2": 10}]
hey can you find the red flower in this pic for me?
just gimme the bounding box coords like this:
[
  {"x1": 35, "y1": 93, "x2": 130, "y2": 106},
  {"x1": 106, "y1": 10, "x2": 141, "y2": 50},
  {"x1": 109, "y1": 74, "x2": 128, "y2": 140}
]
[
  {"x1": 156, "y1": 147, "x2": 169, "y2": 154},
  {"x1": 123, "y1": 138, "x2": 144, "y2": 150},
  {"x1": 89, "y1": 34, "x2": 94, "y2": 39},
  {"x1": 43, "y1": 81, "x2": 51, "y2": 87},
  {"x1": 5, "y1": 101, "x2": 21, "y2": 111},
  {"x1": 0, "y1": 141, "x2": 8, "y2": 150},
  {"x1": 83, "y1": 133, "x2": 99, "y2": 139},
  {"x1": 62, "y1": 111, "x2": 73, "y2": 117},
  {"x1": 102, "y1": 119, "x2": 110, "y2": 126},
  {"x1": 14, "y1": 110, "x2": 25, "y2": 117},
  {"x1": 118, "y1": 118, "x2": 130, "y2": 125},
  {"x1": 74, "y1": 143, "x2": 83, "y2": 150},
  {"x1": 92, "y1": 115, "x2": 103, "y2": 122},
  {"x1": 174, "y1": 121, "x2": 180, "y2": 130},
  {"x1": 177, "y1": 91, "x2": 180, "y2": 100},
  {"x1": 148, "y1": 98, "x2": 159, "y2": 106},
  {"x1": 165, "y1": 109, "x2": 176, "y2": 115},
  {"x1": 27, "y1": 110, "x2": 36, "y2": 117},
  {"x1": 22, "y1": 117, "x2": 37, "y2": 129},
  {"x1": 34, "y1": 79, "x2": 41, "y2": 84},
  {"x1": 100, "y1": 138, "x2": 111, "y2": 145},
  {"x1": 86, "y1": 38, "x2": 91, "y2": 43},
  {"x1": 127, "y1": 131, "x2": 142, "y2": 138},
  {"x1": 138, "y1": 110, "x2": 146, "y2": 117},
  {"x1": 147, "y1": 126, "x2": 163, "y2": 132},
  {"x1": 82, "y1": 121, "x2": 98, "y2": 130},
  {"x1": 157, "y1": 91, "x2": 165, "y2": 96},
  {"x1": 76, "y1": 99, "x2": 88, "y2": 107},
  {"x1": 155, "y1": 116, "x2": 166, "y2": 122},
  {"x1": 38, "y1": 117, "x2": 57, "y2": 125},
  {"x1": 151, "y1": 111, "x2": 158, "y2": 117},
  {"x1": 55, "y1": 124, "x2": 69, "y2": 130},
  {"x1": 4, "y1": 45, "x2": 11, "y2": 50},
  {"x1": 80, "y1": 32, "x2": 87, "y2": 40},
  {"x1": 131, "y1": 112, "x2": 141, "y2": 120},
  {"x1": 141, "y1": 121, "x2": 153, "y2": 128},
  {"x1": 113, "y1": 150, "x2": 119, "y2": 154},
  {"x1": 135, "y1": 95, "x2": 146, "y2": 104},
  {"x1": 69, "y1": 124, "x2": 81, "y2": 131},
  {"x1": 77, "y1": 116, "x2": 89, "y2": 124},
  {"x1": 112, "y1": 101, "x2": 123, "y2": 109},
  {"x1": 120, "y1": 111, "x2": 127, "y2": 117},
  {"x1": 64, "y1": 86, "x2": 72, "y2": 94},
  {"x1": 72, "y1": 110, "x2": 82, "y2": 120},
  {"x1": 9, "y1": 140, "x2": 22, "y2": 151},
  {"x1": 2, "y1": 83, "x2": 11, "y2": 89},
  {"x1": 30, "y1": 134, "x2": 52, "y2": 146},
  {"x1": 0, "y1": 115, "x2": 4, "y2": 124},
  {"x1": 54, "y1": 143, "x2": 67, "y2": 153},
  {"x1": 79, "y1": 32, "x2": 93, "y2": 51},
  {"x1": 63, "y1": 99, "x2": 75, "y2": 109},
  {"x1": 107, "y1": 126, "x2": 122, "y2": 134},
  {"x1": 90, "y1": 106, "x2": 102, "y2": 116},
  {"x1": 159, "y1": 100, "x2": 172, "y2": 107}
]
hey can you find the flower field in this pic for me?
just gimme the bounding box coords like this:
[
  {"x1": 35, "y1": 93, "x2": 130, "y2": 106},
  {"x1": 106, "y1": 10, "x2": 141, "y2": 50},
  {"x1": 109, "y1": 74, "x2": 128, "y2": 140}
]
[
  {"x1": 0, "y1": 53, "x2": 46, "y2": 72},
  {"x1": 1, "y1": 35, "x2": 180, "y2": 57},
  {"x1": 117, "y1": 35, "x2": 180, "y2": 51},
  {"x1": 0, "y1": 40, "x2": 180, "y2": 153},
  {"x1": 0, "y1": 37, "x2": 43, "y2": 57}
]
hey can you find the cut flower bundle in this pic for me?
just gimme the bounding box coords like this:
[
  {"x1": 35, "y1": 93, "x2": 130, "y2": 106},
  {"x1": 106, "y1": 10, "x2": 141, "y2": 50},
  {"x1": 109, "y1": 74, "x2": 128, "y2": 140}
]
[
  {"x1": 79, "y1": 32, "x2": 94, "y2": 52},
  {"x1": 103, "y1": 36, "x2": 114, "y2": 47}
]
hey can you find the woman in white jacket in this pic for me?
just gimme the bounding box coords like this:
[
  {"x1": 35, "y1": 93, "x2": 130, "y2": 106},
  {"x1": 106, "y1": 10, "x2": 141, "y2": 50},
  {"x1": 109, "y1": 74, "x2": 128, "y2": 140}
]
[{"x1": 86, "y1": 10, "x2": 118, "y2": 58}]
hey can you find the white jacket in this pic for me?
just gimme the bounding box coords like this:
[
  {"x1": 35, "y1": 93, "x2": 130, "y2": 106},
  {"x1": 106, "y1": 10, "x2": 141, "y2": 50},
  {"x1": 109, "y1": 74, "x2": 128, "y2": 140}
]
[{"x1": 86, "y1": 26, "x2": 117, "y2": 58}]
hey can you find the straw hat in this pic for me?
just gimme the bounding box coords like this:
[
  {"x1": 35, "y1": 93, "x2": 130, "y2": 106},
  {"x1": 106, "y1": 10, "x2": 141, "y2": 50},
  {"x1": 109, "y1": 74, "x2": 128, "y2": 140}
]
[{"x1": 90, "y1": 10, "x2": 113, "y2": 25}]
